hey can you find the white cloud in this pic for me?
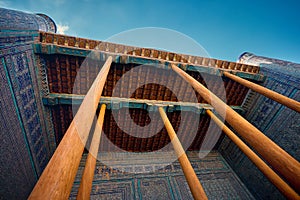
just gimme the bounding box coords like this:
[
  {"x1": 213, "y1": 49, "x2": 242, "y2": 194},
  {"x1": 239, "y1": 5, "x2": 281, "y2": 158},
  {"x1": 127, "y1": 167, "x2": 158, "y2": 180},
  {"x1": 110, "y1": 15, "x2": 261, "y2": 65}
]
[{"x1": 57, "y1": 23, "x2": 69, "y2": 35}]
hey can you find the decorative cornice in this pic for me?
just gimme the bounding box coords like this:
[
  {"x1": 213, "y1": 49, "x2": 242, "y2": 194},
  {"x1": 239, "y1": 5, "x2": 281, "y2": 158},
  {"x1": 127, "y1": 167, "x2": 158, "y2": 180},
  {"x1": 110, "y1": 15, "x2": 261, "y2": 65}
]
[
  {"x1": 37, "y1": 32, "x2": 261, "y2": 75},
  {"x1": 33, "y1": 42, "x2": 265, "y2": 82}
]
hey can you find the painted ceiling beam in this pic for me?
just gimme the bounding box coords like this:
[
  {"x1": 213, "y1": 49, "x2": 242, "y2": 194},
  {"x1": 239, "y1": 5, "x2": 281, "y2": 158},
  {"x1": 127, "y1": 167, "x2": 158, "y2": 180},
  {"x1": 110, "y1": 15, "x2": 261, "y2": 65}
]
[
  {"x1": 42, "y1": 93, "x2": 245, "y2": 115},
  {"x1": 33, "y1": 43, "x2": 265, "y2": 82}
]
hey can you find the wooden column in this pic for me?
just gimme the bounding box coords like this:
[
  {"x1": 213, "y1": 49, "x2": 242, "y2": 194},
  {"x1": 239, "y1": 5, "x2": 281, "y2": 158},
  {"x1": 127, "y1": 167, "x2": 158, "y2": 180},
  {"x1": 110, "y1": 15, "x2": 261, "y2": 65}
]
[
  {"x1": 207, "y1": 110, "x2": 300, "y2": 199},
  {"x1": 223, "y1": 71, "x2": 300, "y2": 113},
  {"x1": 171, "y1": 64, "x2": 300, "y2": 193},
  {"x1": 158, "y1": 107, "x2": 208, "y2": 200},
  {"x1": 77, "y1": 104, "x2": 106, "y2": 200},
  {"x1": 29, "y1": 56, "x2": 112, "y2": 200}
]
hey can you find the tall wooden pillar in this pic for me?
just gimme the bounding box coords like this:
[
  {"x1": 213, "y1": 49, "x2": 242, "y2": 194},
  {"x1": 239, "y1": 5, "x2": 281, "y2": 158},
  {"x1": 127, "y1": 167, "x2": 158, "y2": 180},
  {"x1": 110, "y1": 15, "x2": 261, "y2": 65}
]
[
  {"x1": 207, "y1": 110, "x2": 299, "y2": 199},
  {"x1": 159, "y1": 107, "x2": 208, "y2": 200},
  {"x1": 77, "y1": 104, "x2": 106, "y2": 200},
  {"x1": 29, "y1": 56, "x2": 112, "y2": 200},
  {"x1": 171, "y1": 64, "x2": 300, "y2": 192},
  {"x1": 223, "y1": 72, "x2": 300, "y2": 113}
]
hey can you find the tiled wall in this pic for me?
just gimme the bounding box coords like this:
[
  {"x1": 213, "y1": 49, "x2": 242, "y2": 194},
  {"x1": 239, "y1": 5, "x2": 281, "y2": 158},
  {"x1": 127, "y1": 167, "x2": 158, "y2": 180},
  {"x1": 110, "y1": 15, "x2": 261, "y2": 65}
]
[
  {"x1": 70, "y1": 151, "x2": 255, "y2": 200},
  {"x1": 219, "y1": 62, "x2": 300, "y2": 199},
  {"x1": 0, "y1": 8, "x2": 55, "y2": 199}
]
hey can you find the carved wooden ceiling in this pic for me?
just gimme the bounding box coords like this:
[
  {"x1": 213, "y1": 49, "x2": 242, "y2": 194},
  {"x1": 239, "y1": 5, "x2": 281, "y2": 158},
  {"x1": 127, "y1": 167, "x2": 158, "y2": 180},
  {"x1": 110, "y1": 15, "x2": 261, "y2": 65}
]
[{"x1": 36, "y1": 32, "x2": 263, "y2": 152}]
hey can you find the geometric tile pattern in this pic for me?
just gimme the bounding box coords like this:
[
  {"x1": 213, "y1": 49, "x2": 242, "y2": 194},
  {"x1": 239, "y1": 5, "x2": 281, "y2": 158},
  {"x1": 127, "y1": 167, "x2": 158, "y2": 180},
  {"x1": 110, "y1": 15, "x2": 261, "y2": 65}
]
[
  {"x1": 0, "y1": 8, "x2": 56, "y2": 32},
  {"x1": 0, "y1": 52, "x2": 38, "y2": 199},
  {"x1": 2, "y1": 43, "x2": 50, "y2": 172},
  {"x1": 69, "y1": 151, "x2": 254, "y2": 200},
  {"x1": 0, "y1": 42, "x2": 51, "y2": 199},
  {"x1": 0, "y1": 8, "x2": 56, "y2": 199},
  {"x1": 139, "y1": 178, "x2": 173, "y2": 199},
  {"x1": 219, "y1": 61, "x2": 300, "y2": 200},
  {"x1": 71, "y1": 180, "x2": 134, "y2": 200}
]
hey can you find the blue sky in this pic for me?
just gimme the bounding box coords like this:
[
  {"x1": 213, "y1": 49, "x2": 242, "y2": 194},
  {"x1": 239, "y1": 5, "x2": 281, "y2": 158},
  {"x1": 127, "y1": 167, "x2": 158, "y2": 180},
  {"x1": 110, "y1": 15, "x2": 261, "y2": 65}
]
[{"x1": 3, "y1": 0, "x2": 300, "y2": 63}]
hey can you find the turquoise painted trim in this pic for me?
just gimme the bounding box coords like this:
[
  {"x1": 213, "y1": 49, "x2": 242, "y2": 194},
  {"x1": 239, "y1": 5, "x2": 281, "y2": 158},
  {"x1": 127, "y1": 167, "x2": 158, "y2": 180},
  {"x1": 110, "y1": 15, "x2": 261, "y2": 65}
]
[
  {"x1": 170, "y1": 176, "x2": 181, "y2": 199},
  {"x1": 42, "y1": 93, "x2": 245, "y2": 115},
  {"x1": 166, "y1": 176, "x2": 176, "y2": 200},
  {"x1": 33, "y1": 43, "x2": 265, "y2": 82},
  {"x1": 1, "y1": 57, "x2": 38, "y2": 180},
  {"x1": 137, "y1": 179, "x2": 142, "y2": 200},
  {"x1": 289, "y1": 87, "x2": 299, "y2": 99},
  {"x1": 15, "y1": 49, "x2": 45, "y2": 176},
  {"x1": 127, "y1": 56, "x2": 160, "y2": 67},
  {"x1": 0, "y1": 30, "x2": 39, "y2": 38},
  {"x1": 232, "y1": 71, "x2": 266, "y2": 82},
  {"x1": 131, "y1": 179, "x2": 137, "y2": 200},
  {"x1": 187, "y1": 64, "x2": 222, "y2": 76}
]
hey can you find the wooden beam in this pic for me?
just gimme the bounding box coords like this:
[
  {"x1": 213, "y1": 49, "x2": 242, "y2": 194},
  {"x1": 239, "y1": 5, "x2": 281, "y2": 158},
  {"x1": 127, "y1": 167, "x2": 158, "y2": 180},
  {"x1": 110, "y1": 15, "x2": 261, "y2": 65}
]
[
  {"x1": 158, "y1": 107, "x2": 208, "y2": 200},
  {"x1": 223, "y1": 71, "x2": 300, "y2": 113},
  {"x1": 29, "y1": 56, "x2": 112, "y2": 199},
  {"x1": 171, "y1": 63, "x2": 300, "y2": 193},
  {"x1": 206, "y1": 110, "x2": 300, "y2": 199},
  {"x1": 42, "y1": 93, "x2": 245, "y2": 115},
  {"x1": 33, "y1": 43, "x2": 265, "y2": 82},
  {"x1": 77, "y1": 104, "x2": 106, "y2": 200}
]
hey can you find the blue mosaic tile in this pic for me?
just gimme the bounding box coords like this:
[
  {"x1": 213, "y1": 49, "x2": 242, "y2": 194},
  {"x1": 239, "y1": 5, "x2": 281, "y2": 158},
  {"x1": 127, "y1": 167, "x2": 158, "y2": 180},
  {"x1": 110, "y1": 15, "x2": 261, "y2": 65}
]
[
  {"x1": 70, "y1": 151, "x2": 254, "y2": 199},
  {"x1": 0, "y1": 9, "x2": 57, "y2": 197},
  {"x1": 0, "y1": 8, "x2": 56, "y2": 33},
  {"x1": 138, "y1": 178, "x2": 173, "y2": 199},
  {"x1": 70, "y1": 180, "x2": 135, "y2": 200},
  {"x1": 0, "y1": 55, "x2": 37, "y2": 199},
  {"x1": 220, "y1": 61, "x2": 299, "y2": 200}
]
